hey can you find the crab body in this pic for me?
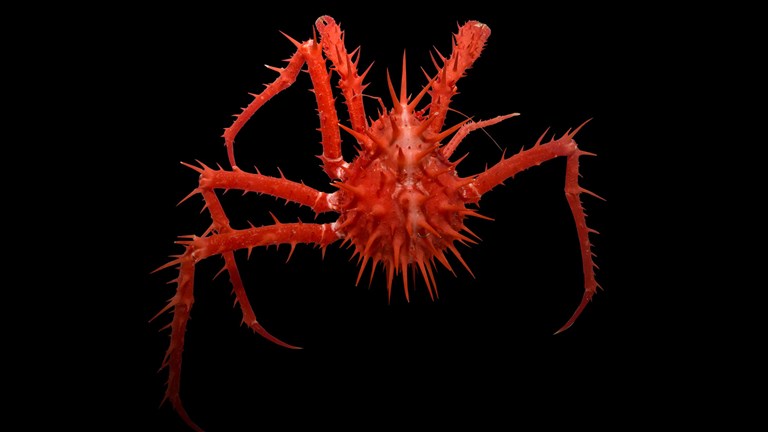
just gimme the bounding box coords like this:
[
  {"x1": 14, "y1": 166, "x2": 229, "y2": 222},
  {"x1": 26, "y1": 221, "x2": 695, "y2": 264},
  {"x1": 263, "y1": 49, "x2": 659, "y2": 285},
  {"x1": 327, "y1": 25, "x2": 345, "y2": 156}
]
[
  {"x1": 154, "y1": 16, "x2": 602, "y2": 431},
  {"x1": 333, "y1": 100, "x2": 480, "y2": 299}
]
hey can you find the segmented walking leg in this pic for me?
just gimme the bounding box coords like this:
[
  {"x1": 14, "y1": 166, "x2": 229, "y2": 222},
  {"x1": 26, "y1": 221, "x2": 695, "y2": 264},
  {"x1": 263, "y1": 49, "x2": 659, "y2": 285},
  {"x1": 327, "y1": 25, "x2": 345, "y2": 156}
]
[
  {"x1": 223, "y1": 21, "x2": 349, "y2": 178},
  {"x1": 427, "y1": 21, "x2": 492, "y2": 133},
  {"x1": 315, "y1": 15, "x2": 370, "y2": 133},
  {"x1": 280, "y1": 30, "x2": 346, "y2": 179},
  {"x1": 461, "y1": 122, "x2": 603, "y2": 333},
  {"x1": 223, "y1": 51, "x2": 305, "y2": 169},
  {"x1": 153, "y1": 220, "x2": 339, "y2": 431},
  {"x1": 153, "y1": 158, "x2": 341, "y2": 430}
]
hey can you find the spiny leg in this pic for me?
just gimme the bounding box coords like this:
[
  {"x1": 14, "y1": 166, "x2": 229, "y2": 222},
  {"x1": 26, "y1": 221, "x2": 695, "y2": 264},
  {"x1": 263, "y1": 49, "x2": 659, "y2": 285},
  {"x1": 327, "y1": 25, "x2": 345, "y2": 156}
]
[
  {"x1": 315, "y1": 15, "x2": 370, "y2": 133},
  {"x1": 462, "y1": 122, "x2": 603, "y2": 333},
  {"x1": 223, "y1": 51, "x2": 306, "y2": 169},
  {"x1": 183, "y1": 161, "x2": 339, "y2": 335},
  {"x1": 151, "y1": 247, "x2": 200, "y2": 431},
  {"x1": 196, "y1": 175, "x2": 326, "y2": 345},
  {"x1": 557, "y1": 150, "x2": 604, "y2": 334},
  {"x1": 427, "y1": 20, "x2": 492, "y2": 133},
  {"x1": 223, "y1": 21, "x2": 348, "y2": 179},
  {"x1": 281, "y1": 30, "x2": 346, "y2": 179},
  {"x1": 153, "y1": 221, "x2": 339, "y2": 431},
  {"x1": 155, "y1": 161, "x2": 341, "y2": 430},
  {"x1": 181, "y1": 160, "x2": 336, "y2": 214}
]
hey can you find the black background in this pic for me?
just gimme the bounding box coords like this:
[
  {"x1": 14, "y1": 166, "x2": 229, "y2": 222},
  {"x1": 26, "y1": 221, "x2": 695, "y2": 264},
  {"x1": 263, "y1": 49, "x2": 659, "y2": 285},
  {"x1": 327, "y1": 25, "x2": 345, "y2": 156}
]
[{"x1": 80, "y1": 3, "x2": 688, "y2": 430}]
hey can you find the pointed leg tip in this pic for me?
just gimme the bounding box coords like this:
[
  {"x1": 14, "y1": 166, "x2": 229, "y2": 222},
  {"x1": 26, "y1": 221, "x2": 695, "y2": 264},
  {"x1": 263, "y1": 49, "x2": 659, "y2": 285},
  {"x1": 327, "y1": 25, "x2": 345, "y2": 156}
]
[
  {"x1": 170, "y1": 397, "x2": 206, "y2": 432},
  {"x1": 553, "y1": 324, "x2": 570, "y2": 336},
  {"x1": 553, "y1": 291, "x2": 594, "y2": 335},
  {"x1": 247, "y1": 319, "x2": 301, "y2": 349},
  {"x1": 275, "y1": 338, "x2": 303, "y2": 350}
]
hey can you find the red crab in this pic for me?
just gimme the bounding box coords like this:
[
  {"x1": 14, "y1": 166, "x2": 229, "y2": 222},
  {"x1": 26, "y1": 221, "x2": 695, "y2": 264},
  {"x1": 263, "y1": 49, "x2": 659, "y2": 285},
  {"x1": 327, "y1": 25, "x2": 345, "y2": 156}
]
[{"x1": 154, "y1": 15, "x2": 602, "y2": 431}]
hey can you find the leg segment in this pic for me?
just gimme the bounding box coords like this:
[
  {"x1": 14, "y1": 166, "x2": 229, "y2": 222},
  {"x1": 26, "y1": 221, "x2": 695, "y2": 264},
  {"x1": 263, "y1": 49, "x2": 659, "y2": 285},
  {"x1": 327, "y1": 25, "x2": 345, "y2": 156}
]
[
  {"x1": 181, "y1": 161, "x2": 336, "y2": 214},
  {"x1": 223, "y1": 22, "x2": 349, "y2": 179},
  {"x1": 315, "y1": 15, "x2": 370, "y2": 133},
  {"x1": 151, "y1": 247, "x2": 200, "y2": 431},
  {"x1": 281, "y1": 32, "x2": 345, "y2": 179},
  {"x1": 223, "y1": 51, "x2": 306, "y2": 169},
  {"x1": 427, "y1": 20, "x2": 492, "y2": 133},
  {"x1": 461, "y1": 122, "x2": 603, "y2": 334},
  {"x1": 557, "y1": 150, "x2": 603, "y2": 334}
]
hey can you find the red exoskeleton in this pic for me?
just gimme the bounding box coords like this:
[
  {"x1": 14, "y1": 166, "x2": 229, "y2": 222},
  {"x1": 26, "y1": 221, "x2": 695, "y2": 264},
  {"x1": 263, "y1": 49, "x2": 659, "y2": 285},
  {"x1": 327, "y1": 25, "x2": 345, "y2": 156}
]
[{"x1": 154, "y1": 15, "x2": 603, "y2": 431}]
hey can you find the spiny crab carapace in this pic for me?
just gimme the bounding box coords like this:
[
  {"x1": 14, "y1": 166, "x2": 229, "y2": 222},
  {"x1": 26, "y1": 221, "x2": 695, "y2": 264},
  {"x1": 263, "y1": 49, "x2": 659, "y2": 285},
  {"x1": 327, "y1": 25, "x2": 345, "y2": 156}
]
[{"x1": 154, "y1": 15, "x2": 603, "y2": 431}]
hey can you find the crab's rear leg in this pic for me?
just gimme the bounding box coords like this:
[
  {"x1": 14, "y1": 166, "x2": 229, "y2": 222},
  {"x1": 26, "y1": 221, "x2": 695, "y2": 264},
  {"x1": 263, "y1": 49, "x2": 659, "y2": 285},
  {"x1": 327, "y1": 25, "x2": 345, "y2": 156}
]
[
  {"x1": 151, "y1": 245, "x2": 201, "y2": 431},
  {"x1": 152, "y1": 239, "x2": 286, "y2": 432},
  {"x1": 551, "y1": 147, "x2": 605, "y2": 333},
  {"x1": 181, "y1": 160, "x2": 336, "y2": 340},
  {"x1": 461, "y1": 122, "x2": 603, "y2": 333},
  {"x1": 153, "y1": 220, "x2": 339, "y2": 431}
]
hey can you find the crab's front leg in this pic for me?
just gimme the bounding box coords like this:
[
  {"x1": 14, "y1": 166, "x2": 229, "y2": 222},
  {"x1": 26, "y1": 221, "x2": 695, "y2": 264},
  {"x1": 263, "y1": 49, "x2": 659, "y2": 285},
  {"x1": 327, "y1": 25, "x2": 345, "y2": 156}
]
[
  {"x1": 314, "y1": 15, "x2": 369, "y2": 133},
  {"x1": 223, "y1": 50, "x2": 306, "y2": 169},
  {"x1": 461, "y1": 122, "x2": 604, "y2": 334},
  {"x1": 223, "y1": 25, "x2": 347, "y2": 179},
  {"x1": 282, "y1": 32, "x2": 347, "y2": 179},
  {"x1": 427, "y1": 20, "x2": 492, "y2": 133}
]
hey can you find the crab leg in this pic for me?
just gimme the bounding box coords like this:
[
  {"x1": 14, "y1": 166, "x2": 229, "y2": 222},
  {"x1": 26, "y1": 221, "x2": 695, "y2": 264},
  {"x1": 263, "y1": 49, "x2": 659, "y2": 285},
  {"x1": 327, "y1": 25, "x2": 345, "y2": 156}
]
[
  {"x1": 181, "y1": 161, "x2": 336, "y2": 214},
  {"x1": 281, "y1": 32, "x2": 345, "y2": 180},
  {"x1": 223, "y1": 24, "x2": 347, "y2": 179},
  {"x1": 461, "y1": 122, "x2": 603, "y2": 334},
  {"x1": 195, "y1": 182, "x2": 337, "y2": 344},
  {"x1": 427, "y1": 20, "x2": 492, "y2": 133},
  {"x1": 155, "y1": 158, "x2": 341, "y2": 430},
  {"x1": 154, "y1": 218, "x2": 339, "y2": 431},
  {"x1": 151, "y1": 247, "x2": 199, "y2": 430},
  {"x1": 223, "y1": 51, "x2": 306, "y2": 169},
  {"x1": 315, "y1": 15, "x2": 370, "y2": 133}
]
